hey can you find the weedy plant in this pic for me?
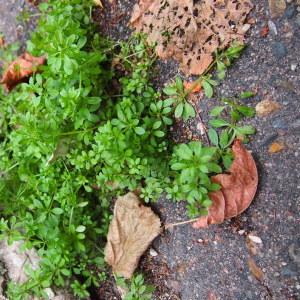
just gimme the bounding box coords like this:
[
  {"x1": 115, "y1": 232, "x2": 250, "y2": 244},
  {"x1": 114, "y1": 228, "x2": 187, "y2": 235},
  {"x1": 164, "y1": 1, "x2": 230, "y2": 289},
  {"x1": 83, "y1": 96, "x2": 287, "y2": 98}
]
[{"x1": 0, "y1": 0, "x2": 255, "y2": 298}]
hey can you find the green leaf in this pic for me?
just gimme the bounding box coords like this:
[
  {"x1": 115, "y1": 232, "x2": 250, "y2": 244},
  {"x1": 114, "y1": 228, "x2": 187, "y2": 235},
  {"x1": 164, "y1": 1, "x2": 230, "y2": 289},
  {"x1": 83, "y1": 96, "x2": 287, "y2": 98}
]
[
  {"x1": 236, "y1": 125, "x2": 256, "y2": 135},
  {"x1": 76, "y1": 225, "x2": 86, "y2": 233},
  {"x1": 219, "y1": 130, "x2": 229, "y2": 149},
  {"x1": 210, "y1": 106, "x2": 225, "y2": 117},
  {"x1": 203, "y1": 81, "x2": 213, "y2": 98},
  {"x1": 236, "y1": 105, "x2": 255, "y2": 117},
  {"x1": 134, "y1": 127, "x2": 145, "y2": 135},
  {"x1": 64, "y1": 56, "x2": 73, "y2": 75},
  {"x1": 153, "y1": 121, "x2": 162, "y2": 129},
  {"x1": 52, "y1": 208, "x2": 64, "y2": 215},
  {"x1": 163, "y1": 86, "x2": 177, "y2": 96},
  {"x1": 174, "y1": 102, "x2": 184, "y2": 118},
  {"x1": 239, "y1": 91, "x2": 255, "y2": 99},
  {"x1": 153, "y1": 130, "x2": 165, "y2": 137},
  {"x1": 175, "y1": 77, "x2": 183, "y2": 91},
  {"x1": 183, "y1": 102, "x2": 195, "y2": 120},
  {"x1": 209, "y1": 119, "x2": 229, "y2": 128},
  {"x1": 208, "y1": 128, "x2": 219, "y2": 146},
  {"x1": 171, "y1": 163, "x2": 186, "y2": 170}
]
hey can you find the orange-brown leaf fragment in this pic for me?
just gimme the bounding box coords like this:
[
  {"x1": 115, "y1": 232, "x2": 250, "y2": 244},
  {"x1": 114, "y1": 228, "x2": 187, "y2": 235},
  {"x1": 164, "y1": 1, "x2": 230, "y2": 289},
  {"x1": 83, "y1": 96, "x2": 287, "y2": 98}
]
[
  {"x1": 104, "y1": 192, "x2": 161, "y2": 279},
  {"x1": 255, "y1": 99, "x2": 281, "y2": 117},
  {"x1": 193, "y1": 139, "x2": 258, "y2": 228},
  {"x1": 131, "y1": 0, "x2": 253, "y2": 75},
  {"x1": 184, "y1": 81, "x2": 202, "y2": 93},
  {"x1": 248, "y1": 257, "x2": 264, "y2": 281},
  {"x1": 268, "y1": 141, "x2": 285, "y2": 153},
  {"x1": 0, "y1": 52, "x2": 46, "y2": 91}
]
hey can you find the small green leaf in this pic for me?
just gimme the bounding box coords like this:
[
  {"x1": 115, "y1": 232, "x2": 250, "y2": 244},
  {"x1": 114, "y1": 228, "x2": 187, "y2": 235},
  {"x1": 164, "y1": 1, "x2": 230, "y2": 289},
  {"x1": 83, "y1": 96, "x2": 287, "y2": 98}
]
[
  {"x1": 174, "y1": 102, "x2": 184, "y2": 118},
  {"x1": 208, "y1": 128, "x2": 219, "y2": 146},
  {"x1": 236, "y1": 105, "x2": 255, "y2": 117},
  {"x1": 52, "y1": 208, "x2": 64, "y2": 215},
  {"x1": 163, "y1": 86, "x2": 177, "y2": 96},
  {"x1": 209, "y1": 119, "x2": 229, "y2": 128},
  {"x1": 219, "y1": 130, "x2": 229, "y2": 149},
  {"x1": 64, "y1": 56, "x2": 73, "y2": 75},
  {"x1": 240, "y1": 91, "x2": 255, "y2": 99},
  {"x1": 153, "y1": 130, "x2": 164, "y2": 137},
  {"x1": 153, "y1": 121, "x2": 162, "y2": 129},
  {"x1": 134, "y1": 127, "x2": 145, "y2": 135},
  {"x1": 203, "y1": 81, "x2": 213, "y2": 98},
  {"x1": 210, "y1": 106, "x2": 225, "y2": 117},
  {"x1": 183, "y1": 102, "x2": 196, "y2": 120},
  {"x1": 175, "y1": 77, "x2": 183, "y2": 91},
  {"x1": 236, "y1": 125, "x2": 256, "y2": 135},
  {"x1": 76, "y1": 225, "x2": 86, "y2": 233}
]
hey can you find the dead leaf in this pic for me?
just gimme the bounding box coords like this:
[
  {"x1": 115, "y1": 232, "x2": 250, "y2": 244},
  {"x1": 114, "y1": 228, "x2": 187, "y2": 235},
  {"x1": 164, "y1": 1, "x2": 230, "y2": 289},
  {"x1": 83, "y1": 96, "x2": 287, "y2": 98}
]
[
  {"x1": 268, "y1": 0, "x2": 286, "y2": 18},
  {"x1": 268, "y1": 141, "x2": 285, "y2": 153},
  {"x1": 255, "y1": 99, "x2": 281, "y2": 117},
  {"x1": 184, "y1": 81, "x2": 202, "y2": 93},
  {"x1": 131, "y1": 0, "x2": 253, "y2": 75},
  {"x1": 93, "y1": 0, "x2": 103, "y2": 8},
  {"x1": 0, "y1": 52, "x2": 46, "y2": 91},
  {"x1": 193, "y1": 139, "x2": 258, "y2": 228},
  {"x1": 248, "y1": 257, "x2": 264, "y2": 281},
  {"x1": 104, "y1": 192, "x2": 161, "y2": 278}
]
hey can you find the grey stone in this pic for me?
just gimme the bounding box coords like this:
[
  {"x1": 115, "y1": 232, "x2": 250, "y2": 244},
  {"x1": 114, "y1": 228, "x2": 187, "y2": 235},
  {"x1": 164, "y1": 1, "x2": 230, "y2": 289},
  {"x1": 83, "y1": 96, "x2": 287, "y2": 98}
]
[
  {"x1": 281, "y1": 264, "x2": 299, "y2": 277},
  {"x1": 271, "y1": 42, "x2": 288, "y2": 58},
  {"x1": 284, "y1": 5, "x2": 297, "y2": 19},
  {"x1": 272, "y1": 118, "x2": 289, "y2": 130}
]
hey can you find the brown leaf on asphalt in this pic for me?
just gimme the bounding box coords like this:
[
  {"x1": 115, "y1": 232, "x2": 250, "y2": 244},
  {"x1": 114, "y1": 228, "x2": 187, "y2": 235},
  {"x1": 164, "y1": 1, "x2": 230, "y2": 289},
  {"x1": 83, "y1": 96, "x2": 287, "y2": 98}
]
[
  {"x1": 0, "y1": 52, "x2": 46, "y2": 91},
  {"x1": 268, "y1": 141, "x2": 285, "y2": 153},
  {"x1": 104, "y1": 192, "x2": 161, "y2": 278},
  {"x1": 255, "y1": 99, "x2": 281, "y2": 117},
  {"x1": 268, "y1": 0, "x2": 286, "y2": 18},
  {"x1": 248, "y1": 257, "x2": 264, "y2": 281},
  {"x1": 131, "y1": 0, "x2": 253, "y2": 75},
  {"x1": 183, "y1": 81, "x2": 202, "y2": 94},
  {"x1": 193, "y1": 139, "x2": 258, "y2": 228}
]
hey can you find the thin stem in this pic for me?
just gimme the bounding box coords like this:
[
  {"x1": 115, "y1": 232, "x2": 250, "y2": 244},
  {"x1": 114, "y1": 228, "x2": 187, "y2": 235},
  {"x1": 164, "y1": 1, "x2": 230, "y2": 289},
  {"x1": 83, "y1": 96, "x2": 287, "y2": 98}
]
[{"x1": 164, "y1": 218, "x2": 199, "y2": 229}]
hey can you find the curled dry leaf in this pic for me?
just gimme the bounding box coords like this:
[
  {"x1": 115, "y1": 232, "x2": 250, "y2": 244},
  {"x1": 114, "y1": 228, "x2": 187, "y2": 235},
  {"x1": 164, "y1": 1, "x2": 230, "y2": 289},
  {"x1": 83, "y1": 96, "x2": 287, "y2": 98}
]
[
  {"x1": 248, "y1": 257, "x2": 264, "y2": 281},
  {"x1": 255, "y1": 99, "x2": 281, "y2": 117},
  {"x1": 131, "y1": 0, "x2": 253, "y2": 75},
  {"x1": 183, "y1": 81, "x2": 202, "y2": 93},
  {"x1": 268, "y1": 141, "x2": 285, "y2": 153},
  {"x1": 104, "y1": 192, "x2": 161, "y2": 279},
  {"x1": 193, "y1": 139, "x2": 258, "y2": 228},
  {"x1": 0, "y1": 52, "x2": 46, "y2": 91}
]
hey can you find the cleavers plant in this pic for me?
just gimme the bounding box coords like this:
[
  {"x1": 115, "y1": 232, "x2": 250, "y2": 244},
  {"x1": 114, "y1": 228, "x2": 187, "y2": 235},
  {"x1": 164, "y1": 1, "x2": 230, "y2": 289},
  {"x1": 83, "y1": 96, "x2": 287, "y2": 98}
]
[{"x1": 0, "y1": 0, "x2": 255, "y2": 299}]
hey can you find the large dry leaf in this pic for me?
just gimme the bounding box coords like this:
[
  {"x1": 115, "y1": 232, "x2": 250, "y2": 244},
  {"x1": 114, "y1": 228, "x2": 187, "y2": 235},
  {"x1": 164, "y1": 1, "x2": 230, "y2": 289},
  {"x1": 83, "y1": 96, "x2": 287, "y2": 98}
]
[
  {"x1": 104, "y1": 192, "x2": 161, "y2": 278},
  {"x1": 193, "y1": 139, "x2": 258, "y2": 228},
  {"x1": 0, "y1": 52, "x2": 46, "y2": 91},
  {"x1": 131, "y1": 0, "x2": 253, "y2": 75}
]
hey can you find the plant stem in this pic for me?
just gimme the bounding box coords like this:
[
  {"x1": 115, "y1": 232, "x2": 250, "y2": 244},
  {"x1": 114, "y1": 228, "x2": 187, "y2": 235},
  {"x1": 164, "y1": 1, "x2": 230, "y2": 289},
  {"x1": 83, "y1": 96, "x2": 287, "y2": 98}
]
[{"x1": 164, "y1": 218, "x2": 199, "y2": 229}]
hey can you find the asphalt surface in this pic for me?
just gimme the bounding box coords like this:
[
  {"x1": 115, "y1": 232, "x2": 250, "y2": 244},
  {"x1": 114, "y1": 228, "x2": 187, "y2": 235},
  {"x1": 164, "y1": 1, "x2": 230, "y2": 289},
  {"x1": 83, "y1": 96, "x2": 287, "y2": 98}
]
[{"x1": 0, "y1": 1, "x2": 299, "y2": 300}]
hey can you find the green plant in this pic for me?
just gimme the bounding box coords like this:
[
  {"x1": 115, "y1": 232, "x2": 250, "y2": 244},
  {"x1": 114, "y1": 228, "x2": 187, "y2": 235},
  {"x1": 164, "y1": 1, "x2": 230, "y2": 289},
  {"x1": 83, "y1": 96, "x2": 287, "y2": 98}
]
[
  {"x1": 0, "y1": 0, "x2": 256, "y2": 298},
  {"x1": 208, "y1": 91, "x2": 256, "y2": 169},
  {"x1": 168, "y1": 141, "x2": 221, "y2": 216},
  {"x1": 163, "y1": 77, "x2": 196, "y2": 120},
  {"x1": 116, "y1": 274, "x2": 154, "y2": 300}
]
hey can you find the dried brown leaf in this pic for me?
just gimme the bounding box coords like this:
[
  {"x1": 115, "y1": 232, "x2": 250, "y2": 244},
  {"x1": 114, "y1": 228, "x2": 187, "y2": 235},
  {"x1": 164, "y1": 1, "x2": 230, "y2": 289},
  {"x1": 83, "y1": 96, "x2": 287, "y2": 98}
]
[
  {"x1": 255, "y1": 99, "x2": 281, "y2": 117},
  {"x1": 104, "y1": 192, "x2": 161, "y2": 278},
  {"x1": 193, "y1": 139, "x2": 258, "y2": 228},
  {"x1": 0, "y1": 52, "x2": 46, "y2": 91},
  {"x1": 268, "y1": 0, "x2": 286, "y2": 18},
  {"x1": 131, "y1": 0, "x2": 253, "y2": 75},
  {"x1": 268, "y1": 141, "x2": 285, "y2": 153},
  {"x1": 248, "y1": 257, "x2": 264, "y2": 281}
]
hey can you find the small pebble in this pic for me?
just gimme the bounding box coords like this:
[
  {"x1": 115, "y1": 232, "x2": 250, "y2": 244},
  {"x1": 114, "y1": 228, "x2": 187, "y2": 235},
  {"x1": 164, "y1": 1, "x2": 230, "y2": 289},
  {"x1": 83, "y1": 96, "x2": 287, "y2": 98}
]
[
  {"x1": 271, "y1": 42, "x2": 288, "y2": 59},
  {"x1": 238, "y1": 230, "x2": 245, "y2": 235},
  {"x1": 150, "y1": 248, "x2": 158, "y2": 257},
  {"x1": 248, "y1": 235, "x2": 263, "y2": 244},
  {"x1": 268, "y1": 20, "x2": 278, "y2": 35},
  {"x1": 291, "y1": 63, "x2": 297, "y2": 71}
]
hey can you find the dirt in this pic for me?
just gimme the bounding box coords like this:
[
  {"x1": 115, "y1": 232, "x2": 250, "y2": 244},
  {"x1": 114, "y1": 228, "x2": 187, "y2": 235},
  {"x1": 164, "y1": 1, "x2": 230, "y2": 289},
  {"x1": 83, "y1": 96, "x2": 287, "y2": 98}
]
[{"x1": 0, "y1": 0, "x2": 300, "y2": 300}]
